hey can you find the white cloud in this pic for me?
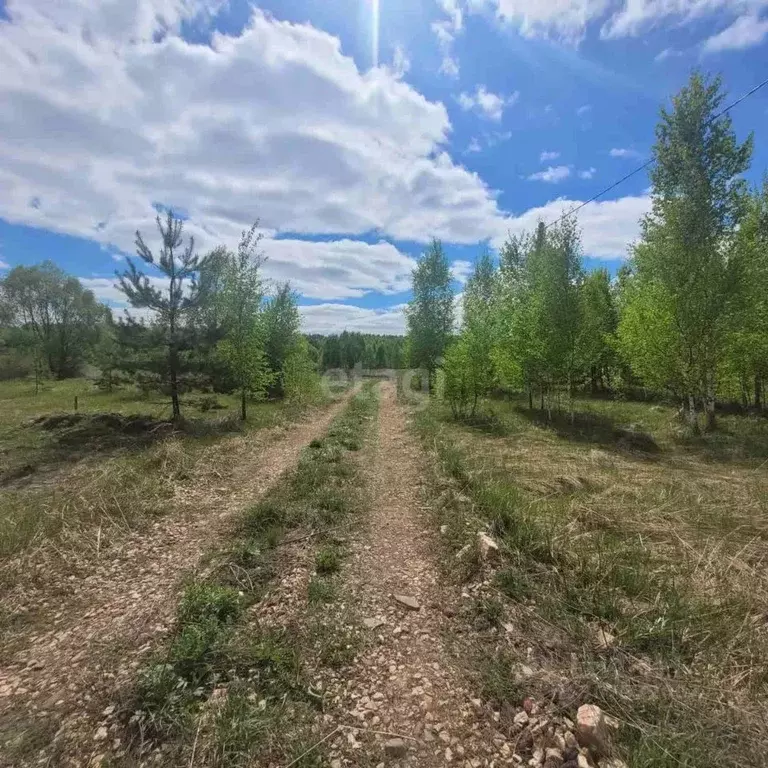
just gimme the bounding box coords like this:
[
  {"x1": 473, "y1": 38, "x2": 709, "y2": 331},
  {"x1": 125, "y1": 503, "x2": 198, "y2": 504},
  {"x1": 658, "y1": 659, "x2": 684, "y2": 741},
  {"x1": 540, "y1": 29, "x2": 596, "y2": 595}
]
[
  {"x1": 602, "y1": 1, "x2": 768, "y2": 39},
  {"x1": 577, "y1": 104, "x2": 592, "y2": 116},
  {"x1": 579, "y1": 167, "x2": 596, "y2": 179},
  {"x1": 702, "y1": 14, "x2": 768, "y2": 52},
  {"x1": 491, "y1": 0, "x2": 611, "y2": 43},
  {"x1": 432, "y1": 0, "x2": 464, "y2": 78},
  {"x1": 0, "y1": 259, "x2": 9, "y2": 270},
  {"x1": 466, "y1": 137, "x2": 483, "y2": 153},
  {"x1": 540, "y1": 150, "x2": 560, "y2": 162},
  {"x1": 5, "y1": 0, "x2": 225, "y2": 45},
  {"x1": 299, "y1": 302, "x2": 407, "y2": 335},
  {"x1": 0, "y1": 0, "x2": 509, "y2": 287},
  {"x1": 262, "y1": 239, "x2": 416, "y2": 300},
  {"x1": 391, "y1": 44, "x2": 411, "y2": 78},
  {"x1": 480, "y1": 0, "x2": 768, "y2": 46},
  {"x1": 609, "y1": 147, "x2": 642, "y2": 159},
  {"x1": 495, "y1": 194, "x2": 651, "y2": 259},
  {"x1": 439, "y1": 55, "x2": 460, "y2": 77},
  {"x1": 458, "y1": 85, "x2": 517, "y2": 121},
  {"x1": 85, "y1": 238, "x2": 417, "y2": 302},
  {"x1": 81, "y1": 277, "x2": 140, "y2": 306},
  {"x1": 654, "y1": 46, "x2": 682, "y2": 61},
  {"x1": 527, "y1": 165, "x2": 572, "y2": 183},
  {"x1": 450, "y1": 259, "x2": 474, "y2": 284},
  {"x1": 454, "y1": 290, "x2": 465, "y2": 331}
]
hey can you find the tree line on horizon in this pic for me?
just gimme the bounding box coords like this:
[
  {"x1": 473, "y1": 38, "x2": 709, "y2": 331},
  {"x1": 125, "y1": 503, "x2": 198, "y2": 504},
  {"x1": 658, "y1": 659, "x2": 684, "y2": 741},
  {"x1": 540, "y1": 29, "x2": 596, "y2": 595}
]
[
  {"x1": 0, "y1": 218, "x2": 323, "y2": 419},
  {"x1": 0, "y1": 217, "x2": 407, "y2": 419},
  {"x1": 405, "y1": 72, "x2": 768, "y2": 433}
]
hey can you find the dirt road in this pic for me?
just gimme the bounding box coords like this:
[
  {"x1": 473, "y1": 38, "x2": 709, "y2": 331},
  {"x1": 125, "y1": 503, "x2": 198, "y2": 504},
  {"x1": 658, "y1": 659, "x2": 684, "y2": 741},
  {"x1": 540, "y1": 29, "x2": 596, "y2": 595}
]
[
  {"x1": 318, "y1": 381, "x2": 514, "y2": 766},
  {"x1": 0, "y1": 395, "x2": 353, "y2": 767}
]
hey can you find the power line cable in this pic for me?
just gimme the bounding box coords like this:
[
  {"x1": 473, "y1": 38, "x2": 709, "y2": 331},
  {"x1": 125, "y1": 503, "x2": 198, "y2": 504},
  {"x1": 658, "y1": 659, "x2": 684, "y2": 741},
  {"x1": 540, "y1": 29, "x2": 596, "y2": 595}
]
[{"x1": 544, "y1": 74, "x2": 768, "y2": 231}]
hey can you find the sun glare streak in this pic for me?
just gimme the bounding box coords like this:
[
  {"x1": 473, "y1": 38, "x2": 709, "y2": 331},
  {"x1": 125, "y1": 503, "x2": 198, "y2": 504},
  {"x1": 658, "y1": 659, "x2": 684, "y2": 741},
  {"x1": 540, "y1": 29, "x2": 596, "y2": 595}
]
[{"x1": 371, "y1": 0, "x2": 380, "y2": 67}]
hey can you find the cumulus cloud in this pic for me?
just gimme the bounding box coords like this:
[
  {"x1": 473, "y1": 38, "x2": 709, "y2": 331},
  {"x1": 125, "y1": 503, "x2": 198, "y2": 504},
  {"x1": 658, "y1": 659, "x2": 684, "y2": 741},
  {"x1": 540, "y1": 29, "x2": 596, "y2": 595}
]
[
  {"x1": 298, "y1": 303, "x2": 407, "y2": 335},
  {"x1": 84, "y1": 237, "x2": 416, "y2": 302},
  {"x1": 458, "y1": 86, "x2": 518, "y2": 121},
  {"x1": 262, "y1": 239, "x2": 416, "y2": 300},
  {"x1": 527, "y1": 165, "x2": 572, "y2": 183},
  {"x1": 0, "y1": 259, "x2": 9, "y2": 270},
  {"x1": 0, "y1": 1, "x2": 660, "y2": 317},
  {"x1": 540, "y1": 150, "x2": 560, "y2": 162},
  {"x1": 609, "y1": 147, "x2": 642, "y2": 159},
  {"x1": 579, "y1": 167, "x2": 596, "y2": 179},
  {"x1": 495, "y1": 194, "x2": 651, "y2": 258},
  {"x1": 0, "y1": 0, "x2": 509, "y2": 286},
  {"x1": 702, "y1": 14, "x2": 768, "y2": 52}
]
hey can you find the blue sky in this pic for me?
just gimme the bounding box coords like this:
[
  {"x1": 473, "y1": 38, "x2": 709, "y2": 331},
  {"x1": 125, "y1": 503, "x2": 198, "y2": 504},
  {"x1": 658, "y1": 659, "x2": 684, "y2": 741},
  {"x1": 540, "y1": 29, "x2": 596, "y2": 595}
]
[{"x1": 0, "y1": 0, "x2": 767, "y2": 333}]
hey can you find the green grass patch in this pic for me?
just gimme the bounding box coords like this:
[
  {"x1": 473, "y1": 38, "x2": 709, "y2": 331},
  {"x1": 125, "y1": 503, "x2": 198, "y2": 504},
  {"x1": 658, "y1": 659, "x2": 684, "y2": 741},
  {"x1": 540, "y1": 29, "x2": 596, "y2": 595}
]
[
  {"x1": 307, "y1": 575, "x2": 337, "y2": 604},
  {"x1": 314, "y1": 544, "x2": 342, "y2": 574},
  {"x1": 124, "y1": 383, "x2": 379, "y2": 763}
]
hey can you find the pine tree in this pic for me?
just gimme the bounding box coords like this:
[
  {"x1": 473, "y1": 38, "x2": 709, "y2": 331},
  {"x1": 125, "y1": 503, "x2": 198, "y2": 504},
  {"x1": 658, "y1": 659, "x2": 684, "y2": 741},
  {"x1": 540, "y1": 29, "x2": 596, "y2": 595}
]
[{"x1": 117, "y1": 211, "x2": 210, "y2": 420}]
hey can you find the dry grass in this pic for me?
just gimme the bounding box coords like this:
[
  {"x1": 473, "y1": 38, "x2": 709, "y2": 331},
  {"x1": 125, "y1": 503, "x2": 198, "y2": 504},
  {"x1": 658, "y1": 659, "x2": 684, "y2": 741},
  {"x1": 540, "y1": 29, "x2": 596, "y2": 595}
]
[
  {"x1": 415, "y1": 395, "x2": 768, "y2": 767},
  {"x1": 0, "y1": 375, "x2": 317, "y2": 571}
]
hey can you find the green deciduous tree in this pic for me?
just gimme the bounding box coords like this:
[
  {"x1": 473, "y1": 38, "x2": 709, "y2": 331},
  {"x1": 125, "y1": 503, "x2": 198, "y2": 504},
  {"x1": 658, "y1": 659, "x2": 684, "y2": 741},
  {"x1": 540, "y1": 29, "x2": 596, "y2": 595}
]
[
  {"x1": 444, "y1": 249, "x2": 496, "y2": 416},
  {"x1": 93, "y1": 316, "x2": 125, "y2": 392},
  {"x1": 491, "y1": 220, "x2": 583, "y2": 415},
  {"x1": 406, "y1": 238, "x2": 454, "y2": 387},
  {"x1": 263, "y1": 282, "x2": 303, "y2": 397},
  {"x1": 282, "y1": 336, "x2": 322, "y2": 403},
  {"x1": 215, "y1": 225, "x2": 273, "y2": 421},
  {"x1": 577, "y1": 268, "x2": 618, "y2": 393},
  {"x1": 618, "y1": 72, "x2": 752, "y2": 431},
  {"x1": 724, "y1": 179, "x2": 768, "y2": 409},
  {"x1": 0, "y1": 261, "x2": 105, "y2": 378}
]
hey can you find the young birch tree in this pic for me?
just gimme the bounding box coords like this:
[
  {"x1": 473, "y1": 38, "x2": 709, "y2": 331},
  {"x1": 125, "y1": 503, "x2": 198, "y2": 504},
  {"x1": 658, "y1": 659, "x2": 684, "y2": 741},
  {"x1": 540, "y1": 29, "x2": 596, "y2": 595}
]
[
  {"x1": 619, "y1": 72, "x2": 752, "y2": 431},
  {"x1": 216, "y1": 224, "x2": 272, "y2": 421},
  {"x1": 406, "y1": 239, "x2": 454, "y2": 390}
]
